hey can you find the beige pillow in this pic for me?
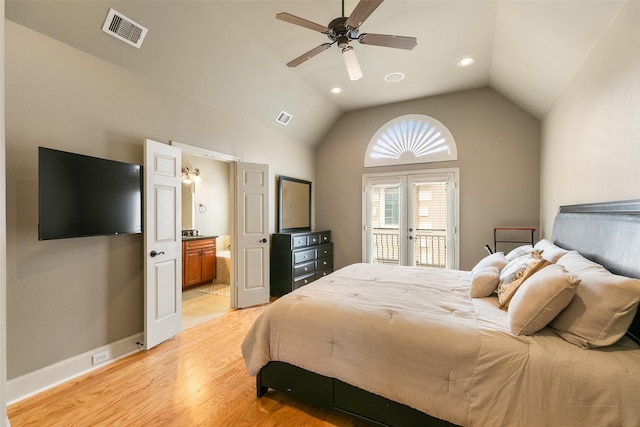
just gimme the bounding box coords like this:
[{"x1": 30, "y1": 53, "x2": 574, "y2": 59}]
[
  {"x1": 497, "y1": 251, "x2": 549, "y2": 308},
  {"x1": 508, "y1": 264, "x2": 580, "y2": 335},
  {"x1": 550, "y1": 251, "x2": 640, "y2": 348},
  {"x1": 470, "y1": 266, "x2": 501, "y2": 298},
  {"x1": 471, "y1": 252, "x2": 508, "y2": 276},
  {"x1": 534, "y1": 239, "x2": 570, "y2": 263},
  {"x1": 505, "y1": 245, "x2": 534, "y2": 262}
]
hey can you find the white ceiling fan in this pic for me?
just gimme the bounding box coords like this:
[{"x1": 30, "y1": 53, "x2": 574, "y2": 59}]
[{"x1": 276, "y1": 0, "x2": 417, "y2": 81}]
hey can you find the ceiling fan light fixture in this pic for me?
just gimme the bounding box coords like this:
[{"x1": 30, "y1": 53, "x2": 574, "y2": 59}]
[{"x1": 341, "y1": 46, "x2": 363, "y2": 81}]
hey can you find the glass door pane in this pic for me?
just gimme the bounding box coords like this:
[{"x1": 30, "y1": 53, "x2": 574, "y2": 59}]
[
  {"x1": 408, "y1": 179, "x2": 449, "y2": 268},
  {"x1": 363, "y1": 178, "x2": 405, "y2": 265}
]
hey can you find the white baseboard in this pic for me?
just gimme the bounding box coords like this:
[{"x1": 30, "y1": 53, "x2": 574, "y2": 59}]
[{"x1": 7, "y1": 333, "x2": 143, "y2": 405}]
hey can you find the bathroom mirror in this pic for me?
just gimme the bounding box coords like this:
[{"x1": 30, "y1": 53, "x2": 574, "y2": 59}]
[
  {"x1": 182, "y1": 181, "x2": 196, "y2": 230},
  {"x1": 278, "y1": 176, "x2": 311, "y2": 233}
]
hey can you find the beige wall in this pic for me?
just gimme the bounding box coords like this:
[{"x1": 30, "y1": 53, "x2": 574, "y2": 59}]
[
  {"x1": 540, "y1": 2, "x2": 640, "y2": 237},
  {"x1": 1, "y1": 2, "x2": 8, "y2": 420},
  {"x1": 315, "y1": 88, "x2": 540, "y2": 271},
  {"x1": 4, "y1": 21, "x2": 315, "y2": 379}
]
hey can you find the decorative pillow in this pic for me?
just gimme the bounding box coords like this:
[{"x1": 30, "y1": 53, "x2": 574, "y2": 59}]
[
  {"x1": 534, "y1": 239, "x2": 570, "y2": 263},
  {"x1": 497, "y1": 251, "x2": 550, "y2": 308},
  {"x1": 505, "y1": 245, "x2": 535, "y2": 262},
  {"x1": 470, "y1": 266, "x2": 501, "y2": 298},
  {"x1": 471, "y1": 252, "x2": 508, "y2": 276},
  {"x1": 507, "y1": 264, "x2": 580, "y2": 335},
  {"x1": 549, "y1": 251, "x2": 640, "y2": 348}
]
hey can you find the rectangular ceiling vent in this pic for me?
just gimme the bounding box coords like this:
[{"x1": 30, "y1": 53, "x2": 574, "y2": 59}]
[
  {"x1": 102, "y1": 8, "x2": 148, "y2": 49},
  {"x1": 276, "y1": 111, "x2": 293, "y2": 126}
]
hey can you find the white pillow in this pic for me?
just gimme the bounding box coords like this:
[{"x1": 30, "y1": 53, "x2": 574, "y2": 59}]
[
  {"x1": 471, "y1": 252, "x2": 508, "y2": 275},
  {"x1": 550, "y1": 251, "x2": 640, "y2": 348},
  {"x1": 470, "y1": 266, "x2": 501, "y2": 298},
  {"x1": 505, "y1": 245, "x2": 535, "y2": 262},
  {"x1": 508, "y1": 264, "x2": 580, "y2": 335},
  {"x1": 534, "y1": 239, "x2": 570, "y2": 263}
]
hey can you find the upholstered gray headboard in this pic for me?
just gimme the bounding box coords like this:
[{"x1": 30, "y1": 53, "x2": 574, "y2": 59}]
[{"x1": 551, "y1": 199, "x2": 640, "y2": 343}]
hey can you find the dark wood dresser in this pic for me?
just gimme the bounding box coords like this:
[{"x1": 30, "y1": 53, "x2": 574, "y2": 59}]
[{"x1": 270, "y1": 230, "x2": 333, "y2": 297}]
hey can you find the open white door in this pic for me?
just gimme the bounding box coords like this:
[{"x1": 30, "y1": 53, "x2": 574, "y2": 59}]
[
  {"x1": 144, "y1": 139, "x2": 182, "y2": 349},
  {"x1": 233, "y1": 162, "x2": 270, "y2": 308}
]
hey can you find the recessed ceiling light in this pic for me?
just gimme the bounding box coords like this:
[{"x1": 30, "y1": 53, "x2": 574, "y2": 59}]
[
  {"x1": 330, "y1": 87, "x2": 343, "y2": 94},
  {"x1": 384, "y1": 72, "x2": 405, "y2": 83},
  {"x1": 457, "y1": 57, "x2": 475, "y2": 67}
]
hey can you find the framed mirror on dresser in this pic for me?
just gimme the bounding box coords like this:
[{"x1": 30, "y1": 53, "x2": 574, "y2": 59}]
[{"x1": 278, "y1": 175, "x2": 311, "y2": 233}]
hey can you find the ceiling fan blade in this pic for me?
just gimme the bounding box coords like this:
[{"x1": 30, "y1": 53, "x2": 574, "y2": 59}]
[
  {"x1": 276, "y1": 12, "x2": 328, "y2": 33},
  {"x1": 358, "y1": 33, "x2": 417, "y2": 50},
  {"x1": 286, "y1": 43, "x2": 333, "y2": 67},
  {"x1": 345, "y1": 0, "x2": 384, "y2": 29}
]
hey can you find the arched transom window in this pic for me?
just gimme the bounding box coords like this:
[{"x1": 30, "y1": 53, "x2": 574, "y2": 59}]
[{"x1": 365, "y1": 114, "x2": 457, "y2": 167}]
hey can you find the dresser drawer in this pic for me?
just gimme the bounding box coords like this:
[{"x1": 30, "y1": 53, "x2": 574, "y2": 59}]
[
  {"x1": 316, "y1": 243, "x2": 333, "y2": 259},
  {"x1": 292, "y1": 235, "x2": 308, "y2": 248},
  {"x1": 307, "y1": 233, "x2": 321, "y2": 246},
  {"x1": 294, "y1": 248, "x2": 316, "y2": 264},
  {"x1": 315, "y1": 268, "x2": 332, "y2": 280},
  {"x1": 293, "y1": 273, "x2": 315, "y2": 289},
  {"x1": 319, "y1": 231, "x2": 331, "y2": 244},
  {"x1": 294, "y1": 261, "x2": 315, "y2": 278},
  {"x1": 316, "y1": 258, "x2": 332, "y2": 271}
]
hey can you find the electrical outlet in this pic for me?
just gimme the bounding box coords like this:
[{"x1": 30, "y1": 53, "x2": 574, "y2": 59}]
[{"x1": 92, "y1": 350, "x2": 110, "y2": 365}]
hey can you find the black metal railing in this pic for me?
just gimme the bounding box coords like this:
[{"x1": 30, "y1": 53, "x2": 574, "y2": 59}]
[{"x1": 371, "y1": 229, "x2": 446, "y2": 268}]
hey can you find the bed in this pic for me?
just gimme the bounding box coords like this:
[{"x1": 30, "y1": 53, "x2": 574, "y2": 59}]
[{"x1": 242, "y1": 200, "x2": 640, "y2": 426}]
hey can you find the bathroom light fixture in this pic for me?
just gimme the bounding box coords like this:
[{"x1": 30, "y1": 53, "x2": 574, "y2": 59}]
[
  {"x1": 457, "y1": 57, "x2": 475, "y2": 67},
  {"x1": 341, "y1": 45, "x2": 362, "y2": 81},
  {"x1": 182, "y1": 166, "x2": 201, "y2": 183}
]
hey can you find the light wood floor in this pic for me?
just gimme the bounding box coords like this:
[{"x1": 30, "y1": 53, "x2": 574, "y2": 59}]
[{"x1": 8, "y1": 303, "x2": 373, "y2": 426}]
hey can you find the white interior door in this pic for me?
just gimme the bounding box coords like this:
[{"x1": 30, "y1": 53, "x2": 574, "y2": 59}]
[
  {"x1": 233, "y1": 162, "x2": 270, "y2": 309},
  {"x1": 144, "y1": 139, "x2": 182, "y2": 350}
]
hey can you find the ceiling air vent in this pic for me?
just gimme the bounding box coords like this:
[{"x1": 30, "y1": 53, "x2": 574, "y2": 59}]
[
  {"x1": 102, "y1": 8, "x2": 148, "y2": 49},
  {"x1": 276, "y1": 111, "x2": 293, "y2": 126}
]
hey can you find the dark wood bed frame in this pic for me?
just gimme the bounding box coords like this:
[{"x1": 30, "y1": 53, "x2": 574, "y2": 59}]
[{"x1": 256, "y1": 199, "x2": 640, "y2": 426}]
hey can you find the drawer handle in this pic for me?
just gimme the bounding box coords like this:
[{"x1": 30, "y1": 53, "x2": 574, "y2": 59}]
[
  {"x1": 304, "y1": 280, "x2": 309, "y2": 284},
  {"x1": 304, "y1": 255, "x2": 308, "y2": 258},
  {"x1": 323, "y1": 261, "x2": 327, "y2": 266},
  {"x1": 304, "y1": 267, "x2": 308, "y2": 271}
]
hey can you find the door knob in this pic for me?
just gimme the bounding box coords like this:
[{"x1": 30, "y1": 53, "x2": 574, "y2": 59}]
[
  {"x1": 259, "y1": 238, "x2": 267, "y2": 243},
  {"x1": 150, "y1": 250, "x2": 165, "y2": 257}
]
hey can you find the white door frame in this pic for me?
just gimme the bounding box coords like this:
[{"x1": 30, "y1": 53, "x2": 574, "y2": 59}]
[
  {"x1": 362, "y1": 168, "x2": 460, "y2": 269},
  {"x1": 169, "y1": 142, "x2": 269, "y2": 309}
]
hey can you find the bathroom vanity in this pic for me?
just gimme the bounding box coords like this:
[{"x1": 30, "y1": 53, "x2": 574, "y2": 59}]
[{"x1": 182, "y1": 236, "x2": 217, "y2": 288}]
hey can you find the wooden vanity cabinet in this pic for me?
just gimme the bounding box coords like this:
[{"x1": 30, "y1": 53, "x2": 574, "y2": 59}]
[{"x1": 182, "y1": 238, "x2": 216, "y2": 289}]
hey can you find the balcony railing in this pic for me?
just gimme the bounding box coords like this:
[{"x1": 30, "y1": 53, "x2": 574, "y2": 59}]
[{"x1": 371, "y1": 229, "x2": 447, "y2": 268}]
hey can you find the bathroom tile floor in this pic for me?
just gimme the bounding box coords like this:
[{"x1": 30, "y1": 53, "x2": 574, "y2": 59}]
[{"x1": 182, "y1": 283, "x2": 232, "y2": 330}]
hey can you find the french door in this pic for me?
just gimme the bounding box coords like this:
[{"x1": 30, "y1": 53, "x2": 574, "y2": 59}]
[{"x1": 362, "y1": 169, "x2": 459, "y2": 269}]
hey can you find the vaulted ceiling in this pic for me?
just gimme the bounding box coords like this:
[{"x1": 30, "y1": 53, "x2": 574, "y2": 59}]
[{"x1": 6, "y1": 1, "x2": 626, "y2": 146}]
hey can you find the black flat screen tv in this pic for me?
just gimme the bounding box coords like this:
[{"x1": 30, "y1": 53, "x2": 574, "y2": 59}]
[{"x1": 38, "y1": 147, "x2": 143, "y2": 240}]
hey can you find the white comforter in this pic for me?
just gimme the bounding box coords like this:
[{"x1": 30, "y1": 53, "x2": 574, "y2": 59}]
[{"x1": 242, "y1": 263, "x2": 640, "y2": 426}]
